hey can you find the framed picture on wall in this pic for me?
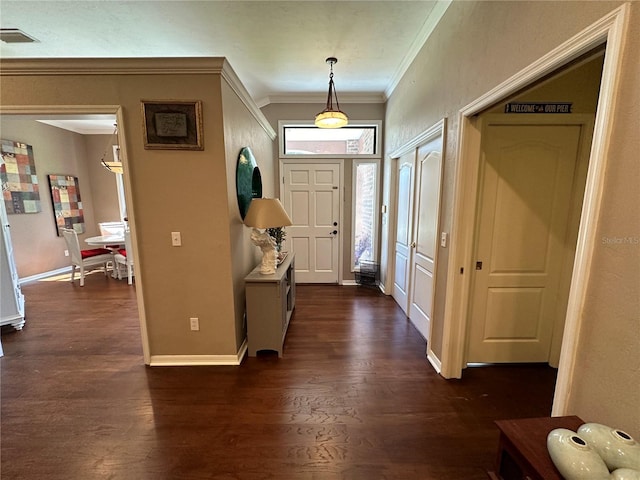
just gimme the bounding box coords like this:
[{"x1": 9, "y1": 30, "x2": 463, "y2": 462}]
[
  {"x1": 48, "y1": 174, "x2": 85, "y2": 236},
  {"x1": 1, "y1": 139, "x2": 41, "y2": 214},
  {"x1": 141, "y1": 100, "x2": 204, "y2": 150}
]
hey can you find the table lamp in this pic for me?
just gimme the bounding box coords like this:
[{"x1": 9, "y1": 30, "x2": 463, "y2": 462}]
[{"x1": 244, "y1": 198, "x2": 292, "y2": 274}]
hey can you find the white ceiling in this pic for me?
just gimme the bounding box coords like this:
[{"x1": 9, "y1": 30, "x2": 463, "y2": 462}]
[
  {"x1": 35, "y1": 116, "x2": 119, "y2": 135},
  {"x1": 1, "y1": 1, "x2": 449, "y2": 105}
]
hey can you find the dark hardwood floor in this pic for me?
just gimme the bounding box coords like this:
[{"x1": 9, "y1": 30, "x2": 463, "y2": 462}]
[{"x1": 1, "y1": 273, "x2": 557, "y2": 479}]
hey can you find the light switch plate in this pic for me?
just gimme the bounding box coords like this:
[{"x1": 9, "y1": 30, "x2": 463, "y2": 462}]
[
  {"x1": 171, "y1": 231, "x2": 181, "y2": 246},
  {"x1": 440, "y1": 232, "x2": 448, "y2": 248}
]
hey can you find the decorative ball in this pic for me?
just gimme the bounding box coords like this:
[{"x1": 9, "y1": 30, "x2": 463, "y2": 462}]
[
  {"x1": 578, "y1": 423, "x2": 640, "y2": 472},
  {"x1": 547, "y1": 428, "x2": 610, "y2": 479}
]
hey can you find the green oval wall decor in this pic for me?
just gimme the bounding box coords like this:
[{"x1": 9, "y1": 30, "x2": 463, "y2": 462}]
[{"x1": 236, "y1": 147, "x2": 262, "y2": 219}]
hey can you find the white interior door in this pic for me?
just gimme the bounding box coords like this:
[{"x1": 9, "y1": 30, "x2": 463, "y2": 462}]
[
  {"x1": 392, "y1": 152, "x2": 415, "y2": 314},
  {"x1": 467, "y1": 122, "x2": 583, "y2": 363},
  {"x1": 408, "y1": 139, "x2": 444, "y2": 340},
  {"x1": 282, "y1": 163, "x2": 340, "y2": 283}
]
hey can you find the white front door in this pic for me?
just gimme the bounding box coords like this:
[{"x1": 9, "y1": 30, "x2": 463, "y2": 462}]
[
  {"x1": 392, "y1": 152, "x2": 415, "y2": 314},
  {"x1": 467, "y1": 121, "x2": 584, "y2": 363},
  {"x1": 408, "y1": 139, "x2": 444, "y2": 340},
  {"x1": 282, "y1": 162, "x2": 340, "y2": 283}
]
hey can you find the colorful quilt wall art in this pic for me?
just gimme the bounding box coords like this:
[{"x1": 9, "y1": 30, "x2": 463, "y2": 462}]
[
  {"x1": 48, "y1": 175, "x2": 85, "y2": 236},
  {"x1": 1, "y1": 139, "x2": 42, "y2": 214}
]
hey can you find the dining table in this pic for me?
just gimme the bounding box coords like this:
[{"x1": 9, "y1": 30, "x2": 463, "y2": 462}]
[
  {"x1": 85, "y1": 235, "x2": 125, "y2": 278},
  {"x1": 85, "y1": 234, "x2": 125, "y2": 247}
]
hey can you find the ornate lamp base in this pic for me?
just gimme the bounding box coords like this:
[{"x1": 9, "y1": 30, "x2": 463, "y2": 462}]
[{"x1": 250, "y1": 228, "x2": 278, "y2": 274}]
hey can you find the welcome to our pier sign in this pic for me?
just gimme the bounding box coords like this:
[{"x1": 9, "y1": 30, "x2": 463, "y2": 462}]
[{"x1": 505, "y1": 102, "x2": 573, "y2": 113}]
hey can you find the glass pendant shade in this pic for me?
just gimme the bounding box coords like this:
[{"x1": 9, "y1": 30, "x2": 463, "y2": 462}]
[
  {"x1": 314, "y1": 57, "x2": 348, "y2": 129},
  {"x1": 315, "y1": 110, "x2": 348, "y2": 129}
]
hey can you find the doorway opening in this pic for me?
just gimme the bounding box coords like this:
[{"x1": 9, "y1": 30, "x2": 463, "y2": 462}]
[
  {"x1": 466, "y1": 113, "x2": 595, "y2": 366},
  {"x1": 0, "y1": 106, "x2": 148, "y2": 361},
  {"x1": 440, "y1": 5, "x2": 629, "y2": 412}
]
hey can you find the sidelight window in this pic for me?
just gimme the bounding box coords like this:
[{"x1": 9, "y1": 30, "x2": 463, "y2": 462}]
[{"x1": 352, "y1": 160, "x2": 379, "y2": 270}]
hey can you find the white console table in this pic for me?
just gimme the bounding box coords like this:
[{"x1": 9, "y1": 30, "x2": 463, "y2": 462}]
[{"x1": 245, "y1": 253, "x2": 295, "y2": 357}]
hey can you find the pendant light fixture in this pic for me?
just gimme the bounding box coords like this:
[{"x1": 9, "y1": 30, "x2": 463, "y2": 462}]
[
  {"x1": 315, "y1": 57, "x2": 348, "y2": 129},
  {"x1": 100, "y1": 124, "x2": 123, "y2": 174}
]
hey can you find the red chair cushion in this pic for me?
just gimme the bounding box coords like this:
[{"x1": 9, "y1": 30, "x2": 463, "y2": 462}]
[
  {"x1": 81, "y1": 248, "x2": 112, "y2": 259},
  {"x1": 117, "y1": 248, "x2": 127, "y2": 257}
]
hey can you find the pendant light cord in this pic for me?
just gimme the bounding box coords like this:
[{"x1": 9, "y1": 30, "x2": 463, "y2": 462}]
[{"x1": 325, "y1": 61, "x2": 341, "y2": 112}]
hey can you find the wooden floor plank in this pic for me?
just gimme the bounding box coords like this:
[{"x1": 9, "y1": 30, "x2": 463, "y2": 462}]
[{"x1": 1, "y1": 278, "x2": 557, "y2": 479}]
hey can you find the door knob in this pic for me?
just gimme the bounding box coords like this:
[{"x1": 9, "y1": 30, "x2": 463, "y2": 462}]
[
  {"x1": 331, "y1": 230, "x2": 338, "y2": 235},
  {"x1": 333, "y1": 222, "x2": 338, "y2": 226},
  {"x1": 410, "y1": 241, "x2": 416, "y2": 248}
]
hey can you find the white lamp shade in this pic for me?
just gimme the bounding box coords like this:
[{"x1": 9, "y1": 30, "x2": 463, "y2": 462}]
[{"x1": 244, "y1": 198, "x2": 292, "y2": 228}]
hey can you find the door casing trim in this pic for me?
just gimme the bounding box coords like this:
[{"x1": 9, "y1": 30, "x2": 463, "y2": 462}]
[
  {"x1": 387, "y1": 119, "x2": 447, "y2": 371},
  {"x1": 439, "y1": 3, "x2": 629, "y2": 419},
  {"x1": 0, "y1": 104, "x2": 150, "y2": 364},
  {"x1": 465, "y1": 113, "x2": 595, "y2": 365}
]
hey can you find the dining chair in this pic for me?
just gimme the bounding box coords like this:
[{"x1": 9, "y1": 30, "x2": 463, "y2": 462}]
[
  {"x1": 98, "y1": 221, "x2": 125, "y2": 237},
  {"x1": 113, "y1": 228, "x2": 135, "y2": 285},
  {"x1": 61, "y1": 228, "x2": 114, "y2": 287},
  {"x1": 99, "y1": 221, "x2": 126, "y2": 249}
]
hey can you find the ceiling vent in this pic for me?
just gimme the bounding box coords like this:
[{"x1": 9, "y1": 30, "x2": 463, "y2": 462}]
[{"x1": 0, "y1": 29, "x2": 39, "y2": 43}]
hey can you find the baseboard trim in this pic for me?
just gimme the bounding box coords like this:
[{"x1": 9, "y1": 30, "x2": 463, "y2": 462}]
[
  {"x1": 342, "y1": 280, "x2": 386, "y2": 294},
  {"x1": 148, "y1": 339, "x2": 248, "y2": 366},
  {"x1": 427, "y1": 346, "x2": 442, "y2": 374},
  {"x1": 19, "y1": 266, "x2": 72, "y2": 285}
]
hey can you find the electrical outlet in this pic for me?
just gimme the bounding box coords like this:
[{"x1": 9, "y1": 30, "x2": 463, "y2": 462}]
[
  {"x1": 171, "y1": 231, "x2": 181, "y2": 246},
  {"x1": 190, "y1": 317, "x2": 199, "y2": 331},
  {"x1": 64, "y1": 249, "x2": 69, "y2": 257}
]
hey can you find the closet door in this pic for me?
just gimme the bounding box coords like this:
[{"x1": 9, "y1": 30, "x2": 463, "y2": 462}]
[
  {"x1": 407, "y1": 141, "x2": 443, "y2": 341},
  {"x1": 392, "y1": 153, "x2": 414, "y2": 313}
]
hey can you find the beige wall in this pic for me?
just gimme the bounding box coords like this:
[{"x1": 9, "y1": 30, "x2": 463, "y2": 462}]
[
  {"x1": 0, "y1": 118, "x2": 119, "y2": 277},
  {"x1": 0, "y1": 58, "x2": 258, "y2": 359},
  {"x1": 85, "y1": 134, "x2": 122, "y2": 225},
  {"x1": 221, "y1": 80, "x2": 276, "y2": 350},
  {"x1": 261, "y1": 102, "x2": 385, "y2": 280},
  {"x1": 1, "y1": 2, "x2": 637, "y2": 434},
  {"x1": 487, "y1": 52, "x2": 605, "y2": 114},
  {"x1": 384, "y1": 0, "x2": 638, "y2": 435},
  {"x1": 569, "y1": 3, "x2": 640, "y2": 432}
]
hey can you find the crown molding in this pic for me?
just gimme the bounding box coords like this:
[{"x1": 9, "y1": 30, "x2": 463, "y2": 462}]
[
  {"x1": 220, "y1": 59, "x2": 276, "y2": 139},
  {"x1": 0, "y1": 56, "x2": 276, "y2": 140},
  {"x1": 257, "y1": 92, "x2": 386, "y2": 108},
  {"x1": 385, "y1": 0, "x2": 452, "y2": 100},
  {"x1": 0, "y1": 57, "x2": 227, "y2": 75}
]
